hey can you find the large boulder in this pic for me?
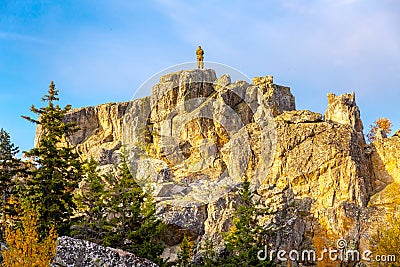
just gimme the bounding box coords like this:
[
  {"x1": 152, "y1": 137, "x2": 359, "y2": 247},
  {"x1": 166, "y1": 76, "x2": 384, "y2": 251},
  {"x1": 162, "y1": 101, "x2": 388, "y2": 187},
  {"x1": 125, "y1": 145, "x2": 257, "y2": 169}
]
[{"x1": 52, "y1": 236, "x2": 158, "y2": 267}]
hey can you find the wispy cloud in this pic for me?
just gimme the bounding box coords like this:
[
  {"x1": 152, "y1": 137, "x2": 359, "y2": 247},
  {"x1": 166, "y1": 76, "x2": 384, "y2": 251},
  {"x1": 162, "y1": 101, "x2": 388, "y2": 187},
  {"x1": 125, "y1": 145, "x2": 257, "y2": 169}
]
[
  {"x1": 334, "y1": 0, "x2": 361, "y2": 7},
  {"x1": 0, "y1": 31, "x2": 48, "y2": 44},
  {"x1": 154, "y1": 0, "x2": 400, "y2": 67}
]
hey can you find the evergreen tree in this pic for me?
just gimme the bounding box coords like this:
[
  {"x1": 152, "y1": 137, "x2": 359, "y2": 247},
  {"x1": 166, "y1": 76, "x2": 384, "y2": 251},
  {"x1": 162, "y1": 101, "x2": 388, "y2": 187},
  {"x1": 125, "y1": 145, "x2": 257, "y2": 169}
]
[
  {"x1": 21, "y1": 81, "x2": 83, "y2": 236},
  {"x1": 222, "y1": 175, "x2": 274, "y2": 266},
  {"x1": 73, "y1": 155, "x2": 166, "y2": 265},
  {"x1": 177, "y1": 233, "x2": 194, "y2": 267},
  {"x1": 128, "y1": 190, "x2": 166, "y2": 266},
  {"x1": 197, "y1": 239, "x2": 219, "y2": 267},
  {"x1": 72, "y1": 159, "x2": 108, "y2": 243},
  {"x1": 0, "y1": 129, "x2": 24, "y2": 241},
  {"x1": 102, "y1": 156, "x2": 166, "y2": 265},
  {"x1": 101, "y1": 158, "x2": 143, "y2": 250}
]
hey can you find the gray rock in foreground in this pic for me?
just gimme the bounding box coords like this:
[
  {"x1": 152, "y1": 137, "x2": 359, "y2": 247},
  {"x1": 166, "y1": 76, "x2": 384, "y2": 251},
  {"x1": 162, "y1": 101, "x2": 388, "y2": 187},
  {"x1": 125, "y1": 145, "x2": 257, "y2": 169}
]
[{"x1": 52, "y1": 236, "x2": 158, "y2": 267}]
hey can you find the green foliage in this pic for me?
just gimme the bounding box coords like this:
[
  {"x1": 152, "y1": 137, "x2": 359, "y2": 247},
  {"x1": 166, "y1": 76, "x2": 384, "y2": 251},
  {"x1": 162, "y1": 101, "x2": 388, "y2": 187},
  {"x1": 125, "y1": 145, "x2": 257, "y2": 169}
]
[
  {"x1": 192, "y1": 176, "x2": 275, "y2": 267},
  {"x1": 73, "y1": 155, "x2": 166, "y2": 266},
  {"x1": 200, "y1": 239, "x2": 219, "y2": 267},
  {"x1": 104, "y1": 156, "x2": 166, "y2": 265},
  {"x1": 0, "y1": 129, "x2": 24, "y2": 242},
  {"x1": 0, "y1": 129, "x2": 21, "y2": 209},
  {"x1": 21, "y1": 81, "x2": 83, "y2": 237},
  {"x1": 72, "y1": 159, "x2": 108, "y2": 243},
  {"x1": 191, "y1": 176, "x2": 276, "y2": 267},
  {"x1": 221, "y1": 175, "x2": 274, "y2": 267},
  {"x1": 177, "y1": 233, "x2": 194, "y2": 267}
]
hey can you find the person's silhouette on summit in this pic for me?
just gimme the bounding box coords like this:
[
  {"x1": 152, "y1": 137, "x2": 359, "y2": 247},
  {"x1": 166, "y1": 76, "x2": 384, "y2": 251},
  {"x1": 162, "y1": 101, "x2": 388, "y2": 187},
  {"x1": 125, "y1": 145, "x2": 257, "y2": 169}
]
[{"x1": 196, "y1": 46, "x2": 204, "y2": 69}]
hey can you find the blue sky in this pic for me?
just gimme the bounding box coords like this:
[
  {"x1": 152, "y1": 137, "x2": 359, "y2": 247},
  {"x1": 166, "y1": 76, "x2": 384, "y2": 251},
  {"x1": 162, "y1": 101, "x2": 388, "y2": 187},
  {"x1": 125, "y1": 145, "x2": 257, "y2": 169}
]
[{"x1": 0, "y1": 0, "x2": 399, "y2": 154}]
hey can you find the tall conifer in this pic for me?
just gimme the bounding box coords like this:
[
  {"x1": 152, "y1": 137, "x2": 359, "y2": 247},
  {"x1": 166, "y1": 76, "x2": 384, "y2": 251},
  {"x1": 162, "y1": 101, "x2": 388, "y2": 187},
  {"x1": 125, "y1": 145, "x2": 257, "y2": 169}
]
[
  {"x1": 22, "y1": 81, "x2": 83, "y2": 236},
  {"x1": 222, "y1": 175, "x2": 274, "y2": 266},
  {"x1": 0, "y1": 129, "x2": 24, "y2": 240}
]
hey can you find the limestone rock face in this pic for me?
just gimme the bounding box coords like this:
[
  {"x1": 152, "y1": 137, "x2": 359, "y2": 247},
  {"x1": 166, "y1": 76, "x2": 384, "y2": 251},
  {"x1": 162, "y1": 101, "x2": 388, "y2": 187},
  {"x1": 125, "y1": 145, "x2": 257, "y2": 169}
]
[
  {"x1": 215, "y1": 73, "x2": 231, "y2": 91},
  {"x1": 37, "y1": 69, "x2": 400, "y2": 265},
  {"x1": 274, "y1": 110, "x2": 323, "y2": 123},
  {"x1": 373, "y1": 134, "x2": 400, "y2": 184},
  {"x1": 57, "y1": 98, "x2": 152, "y2": 175},
  {"x1": 252, "y1": 75, "x2": 295, "y2": 116},
  {"x1": 149, "y1": 69, "x2": 216, "y2": 124},
  {"x1": 52, "y1": 236, "x2": 158, "y2": 267},
  {"x1": 119, "y1": 70, "x2": 288, "y2": 205},
  {"x1": 369, "y1": 134, "x2": 400, "y2": 205},
  {"x1": 325, "y1": 92, "x2": 365, "y2": 146},
  {"x1": 257, "y1": 108, "x2": 373, "y2": 261},
  {"x1": 325, "y1": 93, "x2": 363, "y2": 131}
]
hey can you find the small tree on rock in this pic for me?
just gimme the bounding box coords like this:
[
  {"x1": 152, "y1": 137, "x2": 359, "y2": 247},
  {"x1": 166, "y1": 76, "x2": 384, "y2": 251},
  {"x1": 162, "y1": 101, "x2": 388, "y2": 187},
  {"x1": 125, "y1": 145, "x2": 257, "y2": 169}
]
[
  {"x1": 367, "y1": 117, "x2": 393, "y2": 142},
  {"x1": 177, "y1": 233, "x2": 194, "y2": 267},
  {"x1": 222, "y1": 175, "x2": 274, "y2": 266}
]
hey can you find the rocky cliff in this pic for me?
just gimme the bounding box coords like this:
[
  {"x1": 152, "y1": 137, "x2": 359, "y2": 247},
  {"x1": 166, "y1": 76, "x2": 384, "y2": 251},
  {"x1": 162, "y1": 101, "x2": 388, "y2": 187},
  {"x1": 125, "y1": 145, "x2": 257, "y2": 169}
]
[{"x1": 43, "y1": 69, "x2": 399, "y2": 266}]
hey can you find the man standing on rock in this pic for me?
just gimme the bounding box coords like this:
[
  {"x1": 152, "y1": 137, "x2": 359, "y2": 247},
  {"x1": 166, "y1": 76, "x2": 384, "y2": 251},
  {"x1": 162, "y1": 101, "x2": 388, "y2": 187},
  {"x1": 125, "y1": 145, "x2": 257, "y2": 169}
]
[{"x1": 196, "y1": 45, "x2": 204, "y2": 69}]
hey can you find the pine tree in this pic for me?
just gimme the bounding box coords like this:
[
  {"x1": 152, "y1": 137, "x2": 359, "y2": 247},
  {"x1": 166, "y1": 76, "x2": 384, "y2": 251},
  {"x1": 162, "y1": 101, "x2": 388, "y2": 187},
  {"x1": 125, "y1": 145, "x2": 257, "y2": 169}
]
[
  {"x1": 21, "y1": 81, "x2": 83, "y2": 236},
  {"x1": 102, "y1": 156, "x2": 166, "y2": 265},
  {"x1": 198, "y1": 239, "x2": 219, "y2": 267},
  {"x1": 177, "y1": 233, "x2": 195, "y2": 267},
  {"x1": 73, "y1": 155, "x2": 166, "y2": 265},
  {"x1": 0, "y1": 129, "x2": 24, "y2": 241},
  {"x1": 222, "y1": 175, "x2": 274, "y2": 266},
  {"x1": 128, "y1": 190, "x2": 166, "y2": 266},
  {"x1": 72, "y1": 159, "x2": 108, "y2": 243}
]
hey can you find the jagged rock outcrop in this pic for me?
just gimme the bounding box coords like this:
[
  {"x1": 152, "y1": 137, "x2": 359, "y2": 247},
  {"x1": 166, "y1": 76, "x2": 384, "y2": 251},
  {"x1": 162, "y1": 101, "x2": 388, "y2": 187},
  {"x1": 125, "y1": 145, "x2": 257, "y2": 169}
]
[
  {"x1": 257, "y1": 104, "x2": 374, "y2": 265},
  {"x1": 325, "y1": 92, "x2": 365, "y2": 146},
  {"x1": 38, "y1": 68, "x2": 400, "y2": 266},
  {"x1": 52, "y1": 236, "x2": 158, "y2": 267},
  {"x1": 252, "y1": 75, "x2": 296, "y2": 116}
]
